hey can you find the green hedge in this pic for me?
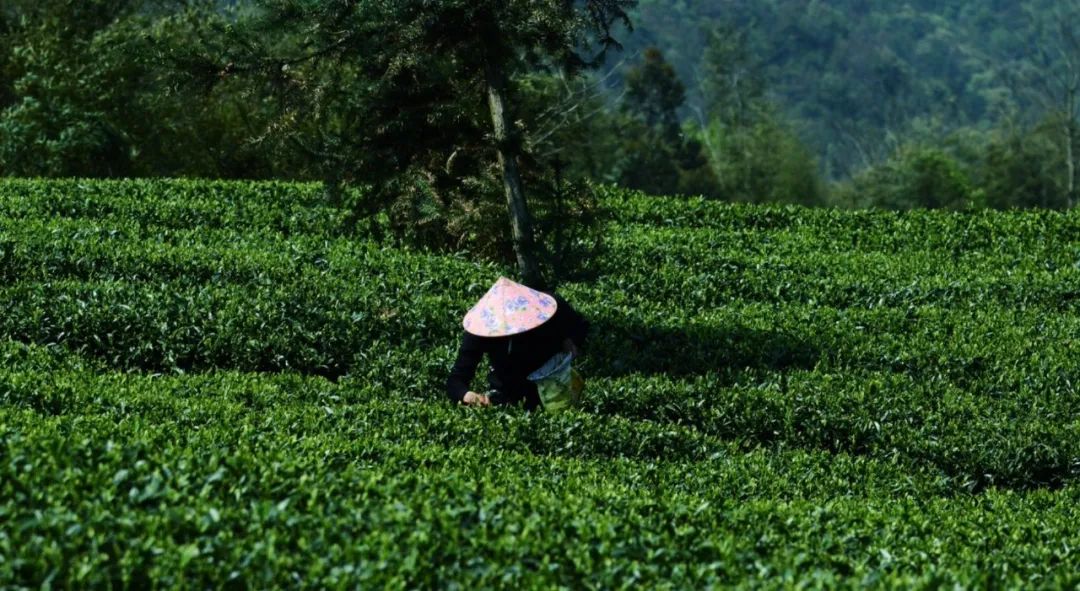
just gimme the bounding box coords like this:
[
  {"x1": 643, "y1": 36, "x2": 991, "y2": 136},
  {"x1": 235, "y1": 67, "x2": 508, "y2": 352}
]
[
  {"x1": 2, "y1": 360, "x2": 1077, "y2": 589},
  {"x1": 2, "y1": 179, "x2": 1080, "y2": 588}
]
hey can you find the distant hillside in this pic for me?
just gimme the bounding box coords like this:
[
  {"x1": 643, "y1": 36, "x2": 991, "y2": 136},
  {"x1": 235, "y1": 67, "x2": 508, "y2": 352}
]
[{"x1": 616, "y1": 0, "x2": 1070, "y2": 178}]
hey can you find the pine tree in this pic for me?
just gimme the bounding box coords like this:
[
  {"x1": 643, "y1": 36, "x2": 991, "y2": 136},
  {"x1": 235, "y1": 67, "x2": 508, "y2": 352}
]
[{"x1": 163, "y1": 0, "x2": 634, "y2": 286}]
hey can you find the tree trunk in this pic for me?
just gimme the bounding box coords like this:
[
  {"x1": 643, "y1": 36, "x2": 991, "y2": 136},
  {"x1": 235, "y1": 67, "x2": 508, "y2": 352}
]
[
  {"x1": 323, "y1": 171, "x2": 343, "y2": 206},
  {"x1": 1067, "y1": 119, "x2": 1076, "y2": 208},
  {"x1": 1065, "y1": 84, "x2": 1077, "y2": 208},
  {"x1": 485, "y1": 61, "x2": 543, "y2": 287}
]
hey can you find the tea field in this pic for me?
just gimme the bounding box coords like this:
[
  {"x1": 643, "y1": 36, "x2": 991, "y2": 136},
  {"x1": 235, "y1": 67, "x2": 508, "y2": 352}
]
[{"x1": 2, "y1": 179, "x2": 1080, "y2": 588}]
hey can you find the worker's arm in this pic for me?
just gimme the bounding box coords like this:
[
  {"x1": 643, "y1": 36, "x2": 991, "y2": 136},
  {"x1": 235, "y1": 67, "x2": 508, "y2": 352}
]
[{"x1": 447, "y1": 332, "x2": 489, "y2": 405}]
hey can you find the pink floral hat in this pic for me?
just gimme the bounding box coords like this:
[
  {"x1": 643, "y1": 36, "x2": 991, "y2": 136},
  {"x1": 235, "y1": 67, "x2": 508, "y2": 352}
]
[{"x1": 462, "y1": 277, "x2": 558, "y2": 337}]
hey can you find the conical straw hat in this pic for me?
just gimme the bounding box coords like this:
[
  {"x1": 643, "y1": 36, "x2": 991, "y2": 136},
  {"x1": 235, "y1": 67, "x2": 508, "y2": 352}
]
[{"x1": 462, "y1": 277, "x2": 558, "y2": 337}]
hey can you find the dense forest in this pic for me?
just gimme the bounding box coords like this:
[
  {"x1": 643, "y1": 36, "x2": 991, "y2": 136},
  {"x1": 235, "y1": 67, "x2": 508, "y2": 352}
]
[
  {"x1": 2, "y1": 1, "x2": 1079, "y2": 247},
  {"x1": 625, "y1": 0, "x2": 1046, "y2": 175},
  {"x1": 618, "y1": 0, "x2": 1080, "y2": 205}
]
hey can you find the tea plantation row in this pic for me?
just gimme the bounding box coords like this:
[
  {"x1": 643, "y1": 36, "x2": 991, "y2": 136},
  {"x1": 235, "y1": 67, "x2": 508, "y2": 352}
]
[
  {"x1": 2, "y1": 345, "x2": 1079, "y2": 588},
  {"x1": 2, "y1": 179, "x2": 1080, "y2": 588}
]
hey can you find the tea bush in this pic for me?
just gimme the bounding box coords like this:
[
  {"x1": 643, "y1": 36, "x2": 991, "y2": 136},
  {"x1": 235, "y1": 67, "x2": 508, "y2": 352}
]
[{"x1": 2, "y1": 179, "x2": 1080, "y2": 588}]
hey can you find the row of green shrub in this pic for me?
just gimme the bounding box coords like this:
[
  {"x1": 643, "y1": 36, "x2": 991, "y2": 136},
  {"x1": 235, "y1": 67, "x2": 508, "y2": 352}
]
[
  {"x1": 2, "y1": 180, "x2": 1079, "y2": 489},
  {"x1": 6, "y1": 211, "x2": 1079, "y2": 313},
  {"x1": 2, "y1": 346, "x2": 1079, "y2": 588},
  {"x1": 597, "y1": 186, "x2": 1080, "y2": 245},
  {"x1": 4, "y1": 179, "x2": 1080, "y2": 587},
  {"x1": 6, "y1": 178, "x2": 1076, "y2": 256},
  {"x1": 0, "y1": 292, "x2": 1076, "y2": 487},
  {"x1": 3, "y1": 275, "x2": 1075, "y2": 390},
  {"x1": 0, "y1": 179, "x2": 346, "y2": 236}
]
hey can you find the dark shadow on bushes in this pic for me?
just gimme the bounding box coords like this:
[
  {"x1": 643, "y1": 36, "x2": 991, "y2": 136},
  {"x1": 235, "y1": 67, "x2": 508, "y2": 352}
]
[{"x1": 584, "y1": 315, "x2": 821, "y2": 378}]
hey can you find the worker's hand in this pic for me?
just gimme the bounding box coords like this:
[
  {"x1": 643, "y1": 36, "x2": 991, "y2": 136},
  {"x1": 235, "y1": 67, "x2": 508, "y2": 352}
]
[
  {"x1": 562, "y1": 338, "x2": 579, "y2": 358},
  {"x1": 462, "y1": 391, "x2": 491, "y2": 406}
]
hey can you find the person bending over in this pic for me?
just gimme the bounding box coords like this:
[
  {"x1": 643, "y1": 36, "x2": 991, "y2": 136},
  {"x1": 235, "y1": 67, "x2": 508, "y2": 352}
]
[{"x1": 447, "y1": 277, "x2": 588, "y2": 411}]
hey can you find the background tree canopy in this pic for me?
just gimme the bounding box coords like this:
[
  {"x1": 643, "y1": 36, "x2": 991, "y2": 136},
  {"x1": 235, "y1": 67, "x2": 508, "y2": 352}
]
[
  {"x1": 1, "y1": 0, "x2": 1079, "y2": 254},
  {"x1": 621, "y1": 0, "x2": 1074, "y2": 174}
]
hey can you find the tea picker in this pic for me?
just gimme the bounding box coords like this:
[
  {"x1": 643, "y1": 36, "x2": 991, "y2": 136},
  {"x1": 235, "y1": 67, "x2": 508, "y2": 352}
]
[{"x1": 447, "y1": 277, "x2": 588, "y2": 411}]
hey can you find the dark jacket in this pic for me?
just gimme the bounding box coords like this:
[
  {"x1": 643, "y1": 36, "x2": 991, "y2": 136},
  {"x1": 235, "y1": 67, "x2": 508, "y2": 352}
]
[{"x1": 447, "y1": 294, "x2": 589, "y2": 410}]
